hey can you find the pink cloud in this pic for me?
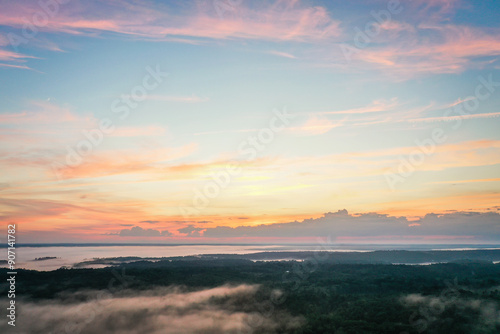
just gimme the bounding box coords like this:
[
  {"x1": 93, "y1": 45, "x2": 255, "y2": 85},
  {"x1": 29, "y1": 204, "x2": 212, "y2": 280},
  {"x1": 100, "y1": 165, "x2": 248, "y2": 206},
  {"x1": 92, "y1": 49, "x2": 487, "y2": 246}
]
[
  {"x1": 267, "y1": 50, "x2": 297, "y2": 59},
  {"x1": 0, "y1": 49, "x2": 36, "y2": 61},
  {"x1": 320, "y1": 0, "x2": 498, "y2": 78},
  {"x1": 359, "y1": 25, "x2": 500, "y2": 76},
  {"x1": 0, "y1": 0, "x2": 340, "y2": 42},
  {"x1": 336, "y1": 0, "x2": 499, "y2": 79},
  {"x1": 0, "y1": 0, "x2": 341, "y2": 71},
  {"x1": 0, "y1": 63, "x2": 32, "y2": 70},
  {"x1": 0, "y1": 48, "x2": 37, "y2": 70},
  {"x1": 3, "y1": 0, "x2": 494, "y2": 78}
]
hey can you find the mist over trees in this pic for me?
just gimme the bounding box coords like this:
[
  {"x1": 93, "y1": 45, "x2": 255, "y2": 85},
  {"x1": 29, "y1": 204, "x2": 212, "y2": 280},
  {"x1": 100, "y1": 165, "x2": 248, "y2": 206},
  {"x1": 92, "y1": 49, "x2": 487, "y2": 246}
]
[{"x1": 2, "y1": 253, "x2": 500, "y2": 333}]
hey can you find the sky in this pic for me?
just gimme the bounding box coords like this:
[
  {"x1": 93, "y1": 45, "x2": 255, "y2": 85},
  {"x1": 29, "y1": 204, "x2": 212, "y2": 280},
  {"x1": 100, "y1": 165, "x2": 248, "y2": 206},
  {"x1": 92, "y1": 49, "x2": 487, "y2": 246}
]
[{"x1": 0, "y1": 0, "x2": 499, "y2": 244}]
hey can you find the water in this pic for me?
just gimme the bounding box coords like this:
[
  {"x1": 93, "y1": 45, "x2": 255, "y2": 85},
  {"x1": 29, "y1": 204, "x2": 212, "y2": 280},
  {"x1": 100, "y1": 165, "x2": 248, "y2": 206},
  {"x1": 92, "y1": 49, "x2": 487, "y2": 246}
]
[{"x1": 2, "y1": 244, "x2": 499, "y2": 271}]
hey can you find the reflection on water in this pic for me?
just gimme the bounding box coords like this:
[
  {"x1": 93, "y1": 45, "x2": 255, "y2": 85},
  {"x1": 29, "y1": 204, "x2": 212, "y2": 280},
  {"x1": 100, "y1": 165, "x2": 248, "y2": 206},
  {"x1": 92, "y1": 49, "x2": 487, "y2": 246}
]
[{"x1": 2, "y1": 245, "x2": 280, "y2": 271}]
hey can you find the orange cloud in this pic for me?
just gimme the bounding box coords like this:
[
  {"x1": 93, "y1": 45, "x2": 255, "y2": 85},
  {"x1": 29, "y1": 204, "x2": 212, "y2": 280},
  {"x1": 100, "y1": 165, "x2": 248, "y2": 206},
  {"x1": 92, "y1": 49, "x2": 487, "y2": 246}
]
[
  {"x1": 288, "y1": 116, "x2": 340, "y2": 136},
  {"x1": 51, "y1": 144, "x2": 198, "y2": 179},
  {"x1": 0, "y1": 100, "x2": 85, "y2": 125},
  {"x1": 378, "y1": 193, "x2": 500, "y2": 218}
]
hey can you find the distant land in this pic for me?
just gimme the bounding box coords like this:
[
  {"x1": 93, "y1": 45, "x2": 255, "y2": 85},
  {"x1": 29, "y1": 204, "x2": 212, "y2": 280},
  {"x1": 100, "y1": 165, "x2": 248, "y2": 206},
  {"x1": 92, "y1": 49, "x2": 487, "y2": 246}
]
[
  {"x1": 4, "y1": 243, "x2": 500, "y2": 248},
  {"x1": 72, "y1": 249, "x2": 500, "y2": 268}
]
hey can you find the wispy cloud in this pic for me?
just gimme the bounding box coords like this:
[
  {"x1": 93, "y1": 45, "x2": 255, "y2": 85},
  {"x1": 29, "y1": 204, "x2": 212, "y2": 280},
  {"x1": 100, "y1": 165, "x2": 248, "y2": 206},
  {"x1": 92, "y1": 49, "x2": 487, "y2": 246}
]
[
  {"x1": 0, "y1": 0, "x2": 341, "y2": 72},
  {"x1": 0, "y1": 63, "x2": 33, "y2": 70},
  {"x1": 351, "y1": 24, "x2": 500, "y2": 77},
  {"x1": 408, "y1": 111, "x2": 500, "y2": 123},
  {"x1": 267, "y1": 50, "x2": 297, "y2": 59},
  {"x1": 203, "y1": 209, "x2": 500, "y2": 242},
  {"x1": 0, "y1": 0, "x2": 341, "y2": 42},
  {"x1": 50, "y1": 144, "x2": 198, "y2": 179},
  {"x1": 431, "y1": 178, "x2": 500, "y2": 185},
  {"x1": 320, "y1": 0, "x2": 500, "y2": 78},
  {"x1": 0, "y1": 100, "x2": 86, "y2": 125},
  {"x1": 313, "y1": 98, "x2": 399, "y2": 115},
  {"x1": 288, "y1": 116, "x2": 340, "y2": 136},
  {"x1": 3, "y1": 0, "x2": 497, "y2": 78},
  {"x1": 0, "y1": 37, "x2": 38, "y2": 70},
  {"x1": 0, "y1": 49, "x2": 37, "y2": 62}
]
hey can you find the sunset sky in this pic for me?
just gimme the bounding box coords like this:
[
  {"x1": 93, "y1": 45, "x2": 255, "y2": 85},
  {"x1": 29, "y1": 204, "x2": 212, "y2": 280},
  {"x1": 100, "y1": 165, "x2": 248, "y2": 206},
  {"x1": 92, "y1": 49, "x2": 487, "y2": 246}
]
[{"x1": 1, "y1": 0, "x2": 500, "y2": 243}]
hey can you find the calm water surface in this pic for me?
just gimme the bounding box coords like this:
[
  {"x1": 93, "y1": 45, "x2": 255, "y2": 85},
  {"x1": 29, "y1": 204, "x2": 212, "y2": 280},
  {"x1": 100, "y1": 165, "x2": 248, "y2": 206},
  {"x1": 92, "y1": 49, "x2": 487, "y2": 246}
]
[{"x1": 2, "y1": 244, "x2": 499, "y2": 271}]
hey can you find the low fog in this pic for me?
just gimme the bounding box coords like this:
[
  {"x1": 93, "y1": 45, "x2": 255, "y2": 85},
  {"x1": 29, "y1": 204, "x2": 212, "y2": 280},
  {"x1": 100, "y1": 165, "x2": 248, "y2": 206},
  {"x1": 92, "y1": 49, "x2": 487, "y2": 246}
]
[
  {"x1": 0, "y1": 285, "x2": 303, "y2": 334},
  {"x1": 401, "y1": 290, "x2": 500, "y2": 332}
]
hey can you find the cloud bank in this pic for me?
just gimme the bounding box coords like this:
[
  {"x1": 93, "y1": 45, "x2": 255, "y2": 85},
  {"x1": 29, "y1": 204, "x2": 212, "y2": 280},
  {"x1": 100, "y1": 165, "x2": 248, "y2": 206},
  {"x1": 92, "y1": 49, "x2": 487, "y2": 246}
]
[
  {"x1": 118, "y1": 226, "x2": 172, "y2": 237},
  {"x1": 110, "y1": 210, "x2": 500, "y2": 243},
  {"x1": 202, "y1": 210, "x2": 500, "y2": 242}
]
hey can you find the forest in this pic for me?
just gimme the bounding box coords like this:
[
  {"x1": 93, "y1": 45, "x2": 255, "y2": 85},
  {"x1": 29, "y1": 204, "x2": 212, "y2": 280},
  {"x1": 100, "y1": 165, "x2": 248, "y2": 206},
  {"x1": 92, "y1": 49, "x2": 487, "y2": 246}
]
[{"x1": 1, "y1": 253, "x2": 500, "y2": 333}]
